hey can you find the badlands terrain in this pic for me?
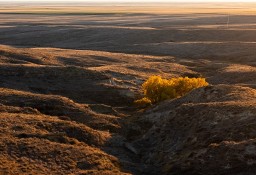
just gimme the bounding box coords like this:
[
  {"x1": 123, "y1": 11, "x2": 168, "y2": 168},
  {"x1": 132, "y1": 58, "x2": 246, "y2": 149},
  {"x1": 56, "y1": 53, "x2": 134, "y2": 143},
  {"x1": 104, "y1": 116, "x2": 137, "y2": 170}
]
[{"x1": 0, "y1": 3, "x2": 256, "y2": 175}]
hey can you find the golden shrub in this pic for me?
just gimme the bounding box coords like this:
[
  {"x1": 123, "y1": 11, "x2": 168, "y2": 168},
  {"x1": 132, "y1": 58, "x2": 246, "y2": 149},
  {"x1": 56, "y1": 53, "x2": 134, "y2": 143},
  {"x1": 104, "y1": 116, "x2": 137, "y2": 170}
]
[
  {"x1": 139, "y1": 76, "x2": 209, "y2": 104},
  {"x1": 134, "y1": 97, "x2": 152, "y2": 107}
]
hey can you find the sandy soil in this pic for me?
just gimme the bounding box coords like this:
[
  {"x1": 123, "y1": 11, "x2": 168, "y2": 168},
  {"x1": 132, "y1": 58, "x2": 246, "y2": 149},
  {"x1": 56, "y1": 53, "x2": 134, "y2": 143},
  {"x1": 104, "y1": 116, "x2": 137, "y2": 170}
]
[{"x1": 0, "y1": 3, "x2": 256, "y2": 175}]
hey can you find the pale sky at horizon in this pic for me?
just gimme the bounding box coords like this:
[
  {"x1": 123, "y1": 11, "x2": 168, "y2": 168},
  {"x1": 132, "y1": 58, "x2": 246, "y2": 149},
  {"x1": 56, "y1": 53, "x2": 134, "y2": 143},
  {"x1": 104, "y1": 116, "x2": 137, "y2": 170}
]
[{"x1": 2, "y1": 0, "x2": 256, "y2": 2}]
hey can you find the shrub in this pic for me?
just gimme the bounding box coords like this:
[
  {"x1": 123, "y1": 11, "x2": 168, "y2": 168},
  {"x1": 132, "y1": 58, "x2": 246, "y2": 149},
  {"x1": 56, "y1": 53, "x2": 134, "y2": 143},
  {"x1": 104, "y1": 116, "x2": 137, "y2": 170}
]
[
  {"x1": 134, "y1": 97, "x2": 152, "y2": 107},
  {"x1": 137, "y1": 76, "x2": 209, "y2": 104}
]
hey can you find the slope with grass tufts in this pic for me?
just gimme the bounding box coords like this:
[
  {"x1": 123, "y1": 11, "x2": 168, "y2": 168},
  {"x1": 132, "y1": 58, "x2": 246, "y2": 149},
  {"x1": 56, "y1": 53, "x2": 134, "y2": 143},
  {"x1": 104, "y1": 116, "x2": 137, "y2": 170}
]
[{"x1": 129, "y1": 85, "x2": 256, "y2": 174}]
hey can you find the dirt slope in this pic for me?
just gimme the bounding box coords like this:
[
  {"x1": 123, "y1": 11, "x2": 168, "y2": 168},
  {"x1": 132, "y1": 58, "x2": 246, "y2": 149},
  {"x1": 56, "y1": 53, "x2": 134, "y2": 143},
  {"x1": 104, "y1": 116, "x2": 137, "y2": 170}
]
[{"x1": 130, "y1": 85, "x2": 256, "y2": 174}]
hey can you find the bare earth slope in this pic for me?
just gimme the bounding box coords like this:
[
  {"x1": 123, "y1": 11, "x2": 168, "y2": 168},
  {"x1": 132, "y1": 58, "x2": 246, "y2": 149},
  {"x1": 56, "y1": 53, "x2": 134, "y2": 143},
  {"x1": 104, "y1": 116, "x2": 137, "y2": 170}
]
[
  {"x1": 0, "y1": 4, "x2": 256, "y2": 175},
  {"x1": 132, "y1": 85, "x2": 256, "y2": 174}
]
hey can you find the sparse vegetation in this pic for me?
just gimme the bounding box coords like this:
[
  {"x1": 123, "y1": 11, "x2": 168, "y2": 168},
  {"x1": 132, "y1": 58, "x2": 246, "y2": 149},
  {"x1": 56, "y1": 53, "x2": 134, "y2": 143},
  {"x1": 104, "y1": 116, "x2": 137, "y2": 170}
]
[
  {"x1": 134, "y1": 97, "x2": 152, "y2": 107},
  {"x1": 136, "y1": 76, "x2": 209, "y2": 104}
]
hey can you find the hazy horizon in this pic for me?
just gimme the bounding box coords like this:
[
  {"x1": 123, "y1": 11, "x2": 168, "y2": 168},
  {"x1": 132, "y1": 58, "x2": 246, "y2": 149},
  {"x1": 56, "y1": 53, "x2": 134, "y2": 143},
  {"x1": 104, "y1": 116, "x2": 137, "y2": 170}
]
[{"x1": 2, "y1": 0, "x2": 256, "y2": 3}]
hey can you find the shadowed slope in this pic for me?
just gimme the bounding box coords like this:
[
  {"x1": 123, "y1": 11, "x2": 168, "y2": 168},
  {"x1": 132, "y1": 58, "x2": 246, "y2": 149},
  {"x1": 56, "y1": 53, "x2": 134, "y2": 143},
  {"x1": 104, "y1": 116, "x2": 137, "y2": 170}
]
[{"x1": 131, "y1": 85, "x2": 256, "y2": 174}]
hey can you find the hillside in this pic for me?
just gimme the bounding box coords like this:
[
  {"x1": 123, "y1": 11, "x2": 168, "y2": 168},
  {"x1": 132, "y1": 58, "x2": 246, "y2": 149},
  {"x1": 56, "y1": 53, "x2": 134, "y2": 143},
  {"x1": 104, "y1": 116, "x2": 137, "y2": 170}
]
[
  {"x1": 0, "y1": 43, "x2": 256, "y2": 174},
  {"x1": 0, "y1": 45, "x2": 194, "y2": 174},
  {"x1": 132, "y1": 85, "x2": 256, "y2": 174}
]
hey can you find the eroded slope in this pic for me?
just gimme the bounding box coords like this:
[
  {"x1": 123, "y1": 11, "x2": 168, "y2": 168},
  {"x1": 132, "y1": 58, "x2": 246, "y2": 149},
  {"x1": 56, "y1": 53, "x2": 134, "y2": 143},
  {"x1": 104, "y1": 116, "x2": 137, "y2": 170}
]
[
  {"x1": 131, "y1": 85, "x2": 256, "y2": 174},
  {"x1": 0, "y1": 44, "x2": 256, "y2": 175}
]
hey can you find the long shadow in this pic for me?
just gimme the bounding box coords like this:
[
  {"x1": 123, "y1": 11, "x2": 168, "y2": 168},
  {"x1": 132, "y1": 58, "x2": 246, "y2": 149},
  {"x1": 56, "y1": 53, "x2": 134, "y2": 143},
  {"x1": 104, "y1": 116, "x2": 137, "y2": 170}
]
[
  {"x1": 1, "y1": 13, "x2": 256, "y2": 67},
  {"x1": 0, "y1": 50, "x2": 44, "y2": 64},
  {"x1": 0, "y1": 64, "x2": 134, "y2": 106}
]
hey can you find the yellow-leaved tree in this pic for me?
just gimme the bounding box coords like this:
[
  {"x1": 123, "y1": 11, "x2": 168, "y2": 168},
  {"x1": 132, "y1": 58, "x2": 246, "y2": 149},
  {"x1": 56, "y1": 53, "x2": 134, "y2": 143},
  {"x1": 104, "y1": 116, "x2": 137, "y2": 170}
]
[{"x1": 135, "y1": 76, "x2": 209, "y2": 105}]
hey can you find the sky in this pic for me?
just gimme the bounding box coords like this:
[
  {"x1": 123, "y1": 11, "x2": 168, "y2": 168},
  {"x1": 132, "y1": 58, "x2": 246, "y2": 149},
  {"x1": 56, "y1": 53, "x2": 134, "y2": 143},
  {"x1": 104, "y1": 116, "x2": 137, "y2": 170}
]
[
  {"x1": 1, "y1": 0, "x2": 256, "y2": 2},
  {"x1": 0, "y1": 0, "x2": 256, "y2": 4}
]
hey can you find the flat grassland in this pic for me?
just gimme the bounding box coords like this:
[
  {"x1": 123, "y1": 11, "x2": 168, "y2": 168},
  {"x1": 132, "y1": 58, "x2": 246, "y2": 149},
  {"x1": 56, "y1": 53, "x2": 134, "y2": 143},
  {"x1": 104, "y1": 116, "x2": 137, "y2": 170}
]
[{"x1": 0, "y1": 3, "x2": 256, "y2": 175}]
